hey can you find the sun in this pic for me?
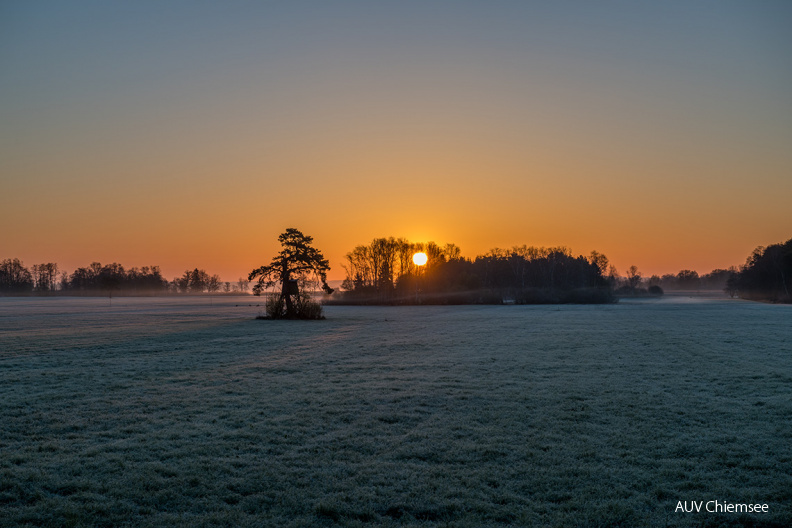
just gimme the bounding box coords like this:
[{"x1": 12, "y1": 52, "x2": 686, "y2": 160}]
[{"x1": 412, "y1": 252, "x2": 428, "y2": 266}]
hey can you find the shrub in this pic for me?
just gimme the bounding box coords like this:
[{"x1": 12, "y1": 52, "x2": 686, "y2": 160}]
[
  {"x1": 259, "y1": 292, "x2": 324, "y2": 320},
  {"x1": 293, "y1": 294, "x2": 324, "y2": 319}
]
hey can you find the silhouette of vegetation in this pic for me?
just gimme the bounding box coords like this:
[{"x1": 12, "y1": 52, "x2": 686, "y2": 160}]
[
  {"x1": 633, "y1": 268, "x2": 736, "y2": 293},
  {"x1": 0, "y1": 259, "x2": 34, "y2": 293},
  {"x1": 699, "y1": 268, "x2": 736, "y2": 290},
  {"x1": 65, "y1": 263, "x2": 169, "y2": 294},
  {"x1": 675, "y1": 269, "x2": 701, "y2": 290},
  {"x1": 3, "y1": 235, "x2": 788, "y2": 304},
  {"x1": 730, "y1": 238, "x2": 792, "y2": 303},
  {"x1": 0, "y1": 260, "x2": 243, "y2": 296},
  {"x1": 173, "y1": 268, "x2": 222, "y2": 294},
  {"x1": 248, "y1": 228, "x2": 333, "y2": 319},
  {"x1": 334, "y1": 239, "x2": 612, "y2": 304},
  {"x1": 31, "y1": 263, "x2": 59, "y2": 292}
]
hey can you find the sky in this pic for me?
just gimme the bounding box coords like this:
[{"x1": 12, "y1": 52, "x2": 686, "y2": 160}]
[{"x1": 2, "y1": 1, "x2": 791, "y2": 281}]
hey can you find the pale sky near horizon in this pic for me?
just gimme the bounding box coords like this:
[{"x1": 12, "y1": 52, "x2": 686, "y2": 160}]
[{"x1": 2, "y1": 1, "x2": 791, "y2": 281}]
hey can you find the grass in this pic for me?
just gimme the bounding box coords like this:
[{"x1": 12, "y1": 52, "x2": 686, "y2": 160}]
[{"x1": 0, "y1": 296, "x2": 790, "y2": 527}]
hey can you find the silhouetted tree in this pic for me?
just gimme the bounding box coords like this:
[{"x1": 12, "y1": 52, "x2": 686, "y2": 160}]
[
  {"x1": 589, "y1": 251, "x2": 609, "y2": 277},
  {"x1": 248, "y1": 228, "x2": 333, "y2": 318},
  {"x1": 31, "y1": 263, "x2": 59, "y2": 292},
  {"x1": 660, "y1": 273, "x2": 677, "y2": 290},
  {"x1": 98, "y1": 263, "x2": 125, "y2": 297},
  {"x1": 189, "y1": 268, "x2": 209, "y2": 292},
  {"x1": 626, "y1": 265, "x2": 642, "y2": 292},
  {"x1": 0, "y1": 259, "x2": 34, "y2": 293},
  {"x1": 339, "y1": 238, "x2": 611, "y2": 304},
  {"x1": 174, "y1": 272, "x2": 191, "y2": 293},
  {"x1": 444, "y1": 243, "x2": 462, "y2": 261},
  {"x1": 207, "y1": 274, "x2": 222, "y2": 293},
  {"x1": 732, "y1": 238, "x2": 792, "y2": 302},
  {"x1": 173, "y1": 268, "x2": 214, "y2": 293},
  {"x1": 676, "y1": 269, "x2": 700, "y2": 290}
]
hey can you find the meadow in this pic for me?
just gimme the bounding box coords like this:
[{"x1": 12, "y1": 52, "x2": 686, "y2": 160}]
[{"x1": 1, "y1": 295, "x2": 790, "y2": 527}]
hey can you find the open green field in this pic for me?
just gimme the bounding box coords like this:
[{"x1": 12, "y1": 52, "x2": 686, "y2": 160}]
[{"x1": 1, "y1": 296, "x2": 790, "y2": 527}]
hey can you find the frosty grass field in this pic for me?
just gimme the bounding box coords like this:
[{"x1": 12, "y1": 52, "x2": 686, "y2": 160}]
[{"x1": 1, "y1": 295, "x2": 790, "y2": 527}]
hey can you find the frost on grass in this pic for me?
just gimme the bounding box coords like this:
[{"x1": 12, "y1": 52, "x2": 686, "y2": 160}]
[{"x1": 0, "y1": 295, "x2": 790, "y2": 527}]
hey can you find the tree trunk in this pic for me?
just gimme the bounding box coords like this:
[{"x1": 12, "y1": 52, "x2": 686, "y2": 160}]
[{"x1": 281, "y1": 280, "x2": 295, "y2": 317}]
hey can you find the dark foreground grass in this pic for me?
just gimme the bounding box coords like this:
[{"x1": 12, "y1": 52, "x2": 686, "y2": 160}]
[{"x1": 0, "y1": 296, "x2": 790, "y2": 527}]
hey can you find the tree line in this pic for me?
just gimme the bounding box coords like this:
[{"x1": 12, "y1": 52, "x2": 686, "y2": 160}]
[
  {"x1": 335, "y1": 237, "x2": 612, "y2": 304},
  {"x1": 0, "y1": 259, "x2": 250, "y2": 295},
  {"x1": 335, "y1": 235, "x2": 792, "y2": 304},
  {"x1": 609, "y1": 267, "x2": 739, "y2": 295},
  {"x1": 4, "y1": 235, "x2": 788, "y2": 302},
  {"x1": 726, "y1": 237, "x2": 792, "y2": 302}
]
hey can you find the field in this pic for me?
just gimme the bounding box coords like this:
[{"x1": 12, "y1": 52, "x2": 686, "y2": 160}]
[{"x1": 1, "y1": 295, "x2": 790, "y2": 527}]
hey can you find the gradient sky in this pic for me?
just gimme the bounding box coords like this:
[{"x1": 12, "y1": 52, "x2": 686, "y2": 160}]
[{"x1": 2, "y1": 1, "x2": 791, "y2": 281}]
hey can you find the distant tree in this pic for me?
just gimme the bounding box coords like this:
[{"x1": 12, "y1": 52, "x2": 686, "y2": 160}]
[
  {"x1": 0, "y1": 258, "x2": 34, "y2": 293},
  {"x1": 732, "y1": 238, "x2": 792, "y2": 302},
  {"x1": 207, "y1": 274, "x2": 222, "y2": 293},
  {"x1": 444, "y1": 243, "x2": 462, "y2": 261},
  {"x1": 589, "y1": 251, "x2": 609, "y2": 277},
  {"x1": 69, "y1": 264, "x2": 99, "y2": 291},
  {"x1": 607, "y1": 265, "x2": 620, "y2": 289},
  {"x1": 190, "y1": 268, "x2": 209, "y2": 292},
  {"x1": 248, "y1": 228, "x2": 333, "y2": 318},
  {"x1": 174, "y1": 272, "x2": 191, "y2": 293},
  {"x1": 99, "y1": 263, "x2": 125, "y2": 297},
  {"x1": 423, "y1": 242, "x2": 445, "y2": 266},
  {"x1": 31, "y1": 263, "x2": 59, "y2": 292},
  {"x1": 626, "y1": 265, "x2": 642, "y2": 292},
  {"x1": 396, "y1": 238, "x2": 417, "y2": 278},
  {"x1": 236, "y1": 277, "x2": 249, "y2": 293},
  {"x1": 676, "y1": 270, "x2": 700, "y2": 290},
  {"x1": 660, "y1": 273, "x2": 677, "y2": 290},
  {"x1": 343, "y1": 245, "x2": 373, "y2": 290}
]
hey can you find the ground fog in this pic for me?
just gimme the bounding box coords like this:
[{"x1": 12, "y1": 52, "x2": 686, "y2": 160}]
[{"x1": 1, "y1": 295, "x2": 790, "y2": 527}]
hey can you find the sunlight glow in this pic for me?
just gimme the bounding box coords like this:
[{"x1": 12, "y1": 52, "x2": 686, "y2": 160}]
[{"x1": 413, "y1": 252, "x2": 428, "y2": 266}]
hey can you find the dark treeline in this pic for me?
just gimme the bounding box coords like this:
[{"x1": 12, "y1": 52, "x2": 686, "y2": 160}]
[
  {"x1": 4, "y1": 235, "x2": 788, "y2": 302},
  {"x1": 0, "y1": 259, "x2": 250, "y2": 296},
  {"x1": 334, "y1": 238, "x2": 612, "y2": 304},
  {"x1": 727, "y1": 238, "x2": 792, "y2": 303}
]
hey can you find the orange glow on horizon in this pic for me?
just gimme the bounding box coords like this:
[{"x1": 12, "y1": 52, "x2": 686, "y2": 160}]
[{"x1": 2, "y1": 4, "x2": 789, "y2": 284}]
